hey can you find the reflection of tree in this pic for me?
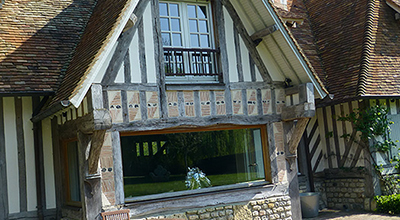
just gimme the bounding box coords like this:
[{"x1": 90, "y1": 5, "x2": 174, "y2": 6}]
[{"x1": 168, "y1": 132, "x2": 203, "y2": 169}]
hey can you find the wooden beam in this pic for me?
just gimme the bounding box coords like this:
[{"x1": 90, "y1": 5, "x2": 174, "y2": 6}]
[
  {"x1": 250, "y1": 24, "x2": 278, "y2": 41},
  {"x1": 288, "y1": 118, "x2": 309, "y2": 154},
  {"x1": 59, "y1": 109, "x2": 112, "y2": 140},
  {"x1": 281, "y1": 103, "x2": 315, "y2": 121},
  {"x1": 221, "y1": 0, "x2": 272, "y2": 83},
  {"x1": 88, "y1": 130, "x2": 106, "y2": 174}
]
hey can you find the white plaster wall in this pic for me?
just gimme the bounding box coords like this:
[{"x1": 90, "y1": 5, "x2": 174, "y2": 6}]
[
  {"x1": 42, "y1": 118, "x2": 56, "y2": 209},
  {"x1": 22, "y1": 97, "x2": 37, "y2": 211},
  {"x1": 223, "y1": 8, "x2": 238, "y2": 83},
  {"x1": 143, "y1": 3, "x2": 157, "y2": 83},
  {"x1": 4, "y1": 97, "x2": 19, "y2": 214},
  {"x1": 240, "y1": 37, "x2": 252, "y2": 82},
  {"x1": 115, "y1": 61, "x2": 125, "y2": 83},
  {"x1": 130, "y1": 30, "x2": 141, "y2": 83}
]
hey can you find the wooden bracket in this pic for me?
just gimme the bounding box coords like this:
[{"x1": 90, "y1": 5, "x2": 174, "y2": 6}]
[
  {"x1": 88, "y1": 130, "x2": 107, "y2": 174},
  {"x1": 288, "y1": 118, "x2": 309, "y2": 154},
  {"x1": 250, "y1": 24, "x2": 278, "y2": 42}
]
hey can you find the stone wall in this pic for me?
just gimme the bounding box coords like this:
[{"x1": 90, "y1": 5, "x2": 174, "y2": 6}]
[
  {"x1": 313, "y1": 169, "x2": 370, "y2": 210},
  {"x1": 132, "y1": 196, "x2": 292, "y2": 220},
  {"x1": 325, "y1": 178, "x2": 366, "y2": 210}
]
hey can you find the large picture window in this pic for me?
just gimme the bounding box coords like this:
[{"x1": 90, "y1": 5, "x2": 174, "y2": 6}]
[
  {"x1": 159, "y1": 1, "x2": 220, "y2": 83},
  {"x1": 121, "y1": 126, "x2": 268, "y2": 200}
]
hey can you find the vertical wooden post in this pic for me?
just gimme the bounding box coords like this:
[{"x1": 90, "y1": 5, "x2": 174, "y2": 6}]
[
  {"x1": 78, "y1": 131, "x2": 103, "y2": 220},
  {"x1": 284, "y1": 121, "x2": 301, "y2": 220}
]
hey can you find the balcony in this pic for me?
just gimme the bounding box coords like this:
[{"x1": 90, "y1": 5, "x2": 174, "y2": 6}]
[{"x1": 163, "y1": 47, "x2": 221, "y2": 83}]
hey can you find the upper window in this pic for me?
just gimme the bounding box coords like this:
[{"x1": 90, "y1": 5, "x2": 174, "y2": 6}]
[
  {"x1": 121, "y1": 126, "x2": 268, "y2": 200},
  {"x1": 159, "y1": 1, "x2": 220, "y2": 83}
]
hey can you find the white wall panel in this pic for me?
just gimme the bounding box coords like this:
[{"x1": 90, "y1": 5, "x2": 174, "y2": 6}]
[
  {"x1": 4, "y1": 97, "x2": 19, "y2": 214},
  {"x1": 143, "y1": 4, "x2": 157, "y2": 83},
  {"x1": 42, "y1": 118, "x2": 56, "y2": 209},
  {"x1": 223, "y1": 8, "x2": 238, "y2": 83},
  {"x1": 22, "y1": 97, "x2": 37, "y2": 211},
  {"x1": 130, "y1": 31, "x2": 141, "y2": 83}
]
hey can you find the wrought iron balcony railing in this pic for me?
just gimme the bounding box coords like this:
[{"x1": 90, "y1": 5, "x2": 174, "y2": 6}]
[{"x1": 163, "y1": 47, "x2": 220, "y2": 80}]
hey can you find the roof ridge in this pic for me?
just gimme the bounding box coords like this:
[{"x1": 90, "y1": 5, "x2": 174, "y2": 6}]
[{"x1": 357, "y1": 0, "x2": 380, "y2": 96}]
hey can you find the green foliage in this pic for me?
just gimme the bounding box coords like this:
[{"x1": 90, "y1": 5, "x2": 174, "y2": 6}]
[
  {"x1": 375, "y1": 194, "x2": 400, "y2": 214},
  {"x1": 338, "y1": 105, "x2": 393, "y2": 143},
  {"x1": 338, "y1": 105, "x2": 400, "y2": 195}
]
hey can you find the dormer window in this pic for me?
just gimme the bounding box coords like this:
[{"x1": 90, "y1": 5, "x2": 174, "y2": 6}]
[{"x1": 159, "y1": 1, "x2": 220, "y2": 83}]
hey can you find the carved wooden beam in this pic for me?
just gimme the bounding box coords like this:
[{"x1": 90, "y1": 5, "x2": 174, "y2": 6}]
[
  {"x1": 88, "y1": 130, "x2": 107, "y2": 174},
  {"x1": 288, "y1": 118, "x2": 309, "y2": 154},
  {"x1": 221, "y1": 0, "x2": 272, "y2": 83},
  {"x1": 250, "y1": 24, "x2": 278, "y2": 42}
]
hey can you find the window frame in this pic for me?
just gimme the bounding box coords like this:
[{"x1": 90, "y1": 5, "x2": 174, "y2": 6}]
[
  {"x1": 62, "y1": 138, "x2": 82, "y2": 207},
  {"x1": 159, "y1": 0, "x2": 221, "y2": 83},
  {"x1": 120, "y1": 124, "x2": 271, "y2": 203}
]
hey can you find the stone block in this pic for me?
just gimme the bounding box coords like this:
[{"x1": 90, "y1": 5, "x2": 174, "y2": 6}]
[
  {"x1": 218, "y1": 211, "x2": 225, "y2": 216},
  {"x1": 227, "y1": 215, "x2": 234, "y2": 220},
  {"x1": 188, "y1": 214, "x2": 199, "y2": 220},
  {"x1": 268, "y1": 198, "x2": 277, "y2": 203},
  {"x1": 262, "y1": 204, "x2": 268, "y2": 209},
  {"x1": 250, "y1": 201, "x2": 257, "y2": 206},
  {"x1": 206, "y1": 208, "x2": 215, "y2": 212},
  {"x1": 257, "y1": 200, "x2": 265, "y2": 205},
  {"x1": 225, "y1": 206, "x2": 233, "y2": 209},
  {"x1": 262, "y1": 216, "x2": 268, "y2": 220},
  {"x1": 266, "y1": 209, "x2": 273, "y2": 215},
  {"x1": 216, "y1": 207, "x2": 224, "y2": 211},
  {"x1": 284, "y1": 206, "x2": 291, "y2": 211},
  {"x1": 253, "y1": 205, "x2": 261, "y2": 211},
  {"x1": 226, "y1": 209, "x2": 233, "y2": 215},
  {"x1": 200, "y1": 213, "x2": 210, "y2": 219},
  {"x1": 211, "y1": 212, "x2": 219, "y2": 217},
  {"x1": 268, "y1": 203, "x2": 275, "y2": 208},
  {"x1": 286, "y1": 211, "x2": 292, "y2": 216},
  {"x1": 259, "y1": 210, "x2": 266, "y2": 216}
]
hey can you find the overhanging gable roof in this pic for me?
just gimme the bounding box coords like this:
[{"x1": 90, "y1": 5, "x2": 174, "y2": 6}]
[
  {"x1": 38, "y1": 0, "x2": 328, "y2": 121},
  {"x1": 48, "y1": 0, "x2": 139, "y2": 108}
]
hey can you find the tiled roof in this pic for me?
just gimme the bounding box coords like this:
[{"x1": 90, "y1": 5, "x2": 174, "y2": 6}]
[
  {"x1": 0, "y1": 0, "x2": 96, "y2": 94},
  {"x1": 281, "y1": 0, "x2": 400, "y2": 101},
  {"x1": 269, "y1": 0, "x2": 329, "y2": 96},
  {"x1": 276, "y1": 0, "x2": 327, "y2": 88},
  {"x1": 49, "y1": 0, "x2": 132, "y2": 107},
  {"x1": 360, "y1": 0, "x2": 400, "y2": 96}
]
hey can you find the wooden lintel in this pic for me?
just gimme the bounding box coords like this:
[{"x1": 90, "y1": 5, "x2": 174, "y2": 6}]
[
  {"x1": 221, "y1": 0, "x2": 272, "y2": 83},
  {"x1": 281, "y1": 103, "x2": 315, "y2": 121},
  {"x1": 88, "y1": 130, "x2": 106, "y2": 174},
  {"x1": 250, "y1": 24, "x2": 278, "y2": 41},
  {"x1": 288, "y1": 118, "x2": 309, "y2": 154}
]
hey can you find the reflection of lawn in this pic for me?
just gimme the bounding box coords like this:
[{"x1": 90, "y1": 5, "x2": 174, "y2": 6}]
[{"x1": 124, "y1": 173, "x2": 263, "y2": 198}]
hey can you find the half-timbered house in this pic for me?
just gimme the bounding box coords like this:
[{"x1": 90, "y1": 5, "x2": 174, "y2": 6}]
[
  {"x1": 1, "y1": 0, "x2": 329, "y2": 219},
  {"x1": 276, "y1": 0, "x2": 400, "y2": 211}
]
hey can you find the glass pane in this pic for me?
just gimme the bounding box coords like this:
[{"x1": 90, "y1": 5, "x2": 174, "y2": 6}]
[
  {"x1": 172, "y1": 33, "x2": 182, "y2": 46},
  {"x1": 159, "y1": 3, "x2": 168, "y2": 16},
  {"x1": 200, "y1": 35, "x2": 209, "y2": 47},
  {"x1": 162, "y1": 33, "x2": 171, "y2": 46},
  {"x1": 188, "y1": 5, "x2": 196, "y2": 18},
  {"x1": 199, "y1": 20, "x2": 208, "y2": 33},
  {"x1": 160, "y1": 18, "x2": 170, "y2": 31},
  {"x1": 121, "y1": 128, "x2": 265, "y2": 198},
  {"x1": 198, "y1": 5, "x2": 207, "y2": 19},
  {"x1": 171, "y1": 18, "x2": 181, "y2": 31},
  {"x1": 191, "y1": 34, "x2": 199, "y2": 47},
  {"x1": 67, "y1": 141, "x2": 81, "y2": 202},
  {"x1": 189, "y1": 19, "x2": 198, "y2": 33},
  {"x1": 170, "y1": 3, "x2": 179, "y2": 17}
]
